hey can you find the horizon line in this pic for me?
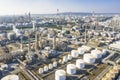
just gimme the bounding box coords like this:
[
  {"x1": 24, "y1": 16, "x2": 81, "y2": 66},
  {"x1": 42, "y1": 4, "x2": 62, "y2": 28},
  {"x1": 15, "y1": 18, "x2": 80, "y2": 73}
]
[{"x1": 0, "y1": 11, "x2": 120, "y2": 16}]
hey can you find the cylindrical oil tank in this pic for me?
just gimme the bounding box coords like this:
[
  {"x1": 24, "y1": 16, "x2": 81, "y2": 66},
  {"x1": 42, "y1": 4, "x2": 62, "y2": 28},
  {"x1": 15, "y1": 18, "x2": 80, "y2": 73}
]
[
  {"x1": 67, "y1": 64, "x2": 76, "y2": 75},
  {"x1": 102, "y1": 49, "x2": 107, "y2": 56},
  {"x1": 39, "y1": 68, "x2": 44, "y2": 74},
  {"x1": 77, "y1": 47, "x2": 85, "y2": 55},
  {"x1": 44, "y1": 65, "x2": 48, "y2": 72},
  {"x1": 55, "y1": 69, "x2": 66, "y2": 80},
  {"x1": 1, "y1": 75, "x2": 19, "y2": 80},
  {"x1": 76, "y1": 59, "x2": 85, "y2": 69},
  {"x1": 91, "y1": 49, "x2": 102, "y2": 59},
  {"x1": 83, "y1": 53, "x2": 95, "y2": 64},
  {"x1": 53, "y1": 61, "x2": 57, "y2": 67},
  {"x1": 71, "y1": 50, "x2": 79, "y2": 58},
  {"x1": 63, "y1": 56, "x2": 68, "y2": 63},
  {"x1": 48, "y1": 63, "x2": 53, "y2": 70},
  {"x1": 1, "y1": 64, "x2": 8, "y2": 69},
  {"x1": 67, "y1": 54, "x2": 72, "y2": 60}
]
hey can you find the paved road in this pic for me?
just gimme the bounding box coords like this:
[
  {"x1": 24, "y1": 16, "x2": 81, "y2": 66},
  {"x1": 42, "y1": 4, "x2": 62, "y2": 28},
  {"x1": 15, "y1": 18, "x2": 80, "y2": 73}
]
[{"x1": 94, "y1": 66, "x2": 112, "y2": 80}]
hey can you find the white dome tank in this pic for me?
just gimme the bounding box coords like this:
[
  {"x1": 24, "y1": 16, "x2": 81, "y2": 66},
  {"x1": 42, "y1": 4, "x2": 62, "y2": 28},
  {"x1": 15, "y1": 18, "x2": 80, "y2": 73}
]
[
  {"x1": 71, "y1": 50, "x2": 79, "y2": 58},
  {"x1": 91, "y1": 49, "x2": 102, "y2": 59},
  {"x1": 77, "y1": 47, "x2": 85, "y2": 55},
  {"x1": 1, "y1": 75, "x2": 19, "y2": 80},
  {"x1": 48, "y1": 63, "x2": 53, "y2": 70},
  {"x1": 63, "y1": 56, "x2": 68, "y2": 63},
  {"x1": 44, "y1": 65, "x2": 48, "y2": 72},
  {"x1": 55, "y1": 69, "x2": 66, "y2": 80},
  {"x1": 76, "y1": 59, "x2": 85, "y2": 69},
  {"x1": 67, "y1": 64, "x2": 76, "y2": 75},
  {"x1": 39, "y1": 68, "x2": 44, "y2": 74},
  {"x1": 1, "y1": 64, "x2": 8, "y2": 69},
  {"x1": 53, "y1": 61, "x2": 57, "y2": 67},
  {"x1": 102, "y1": 49, "x2": 107, "y2": 55},
  {"x1": 83, "y1": 53, "x2": 95, "y2": 64},
  {"x1": 67, "y1": 54, "x2": 72, "y2": 60}
]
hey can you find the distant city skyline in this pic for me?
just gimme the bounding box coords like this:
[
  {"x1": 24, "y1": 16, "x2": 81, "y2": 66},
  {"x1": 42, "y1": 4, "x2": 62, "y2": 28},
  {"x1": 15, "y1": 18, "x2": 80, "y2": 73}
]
[{"x1": 0, "y1": 0, "x2": 120, "y2": 15}]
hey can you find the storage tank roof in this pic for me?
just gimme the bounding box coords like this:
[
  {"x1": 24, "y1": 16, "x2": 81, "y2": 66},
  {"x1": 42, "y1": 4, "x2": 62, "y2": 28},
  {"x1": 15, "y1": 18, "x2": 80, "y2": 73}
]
[
  {"x1": 1, "y1": 75, "x2": 19, "y2": 80},
  {"x1": 67, "y1": 64, "x2": 76, "y2": 69},
  {"x1": 55, "y1": 69, "x2": 66, "y2": 76}
]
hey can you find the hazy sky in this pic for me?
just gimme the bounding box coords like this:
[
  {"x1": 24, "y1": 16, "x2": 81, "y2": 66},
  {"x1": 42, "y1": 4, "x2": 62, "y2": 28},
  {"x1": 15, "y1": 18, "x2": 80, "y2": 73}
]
[{"x1": 0, "y1": 0, "x2": 120, "y2": 15}]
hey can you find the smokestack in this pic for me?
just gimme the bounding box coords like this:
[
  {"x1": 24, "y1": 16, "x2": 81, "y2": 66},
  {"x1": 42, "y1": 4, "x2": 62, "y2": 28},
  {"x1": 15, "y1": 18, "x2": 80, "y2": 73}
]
[
  {"x1": 21, "y1": 36, "x2": 23, "y2": 51},
  {"x1": 32, "y1": 21, "x2": 36, "y2": 31},
  {"x1": 53, "y1": 36, "x2": 56, "y2": 50},
  {"x1": 35, "y1": 32, "x2": 39, "y2": 51},
  {"x1": 53, "y1": 29, "x2": 56, "y2": 50},
  {"x1": 28, "y1": 33, "x2": 31, "y2": 53}
]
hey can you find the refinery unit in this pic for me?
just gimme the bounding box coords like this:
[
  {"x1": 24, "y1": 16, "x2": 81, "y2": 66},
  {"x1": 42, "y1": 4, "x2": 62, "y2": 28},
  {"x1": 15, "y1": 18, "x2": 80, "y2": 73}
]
[{"x1": 0, "y1": 13, "x2": 120, "y2": 80}]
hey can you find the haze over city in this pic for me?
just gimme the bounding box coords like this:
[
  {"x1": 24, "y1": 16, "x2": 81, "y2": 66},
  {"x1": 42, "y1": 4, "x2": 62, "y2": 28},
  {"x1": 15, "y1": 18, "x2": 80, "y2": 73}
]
[{"x1": 0, "y1": 0, "x2": 120, "y2": 15}]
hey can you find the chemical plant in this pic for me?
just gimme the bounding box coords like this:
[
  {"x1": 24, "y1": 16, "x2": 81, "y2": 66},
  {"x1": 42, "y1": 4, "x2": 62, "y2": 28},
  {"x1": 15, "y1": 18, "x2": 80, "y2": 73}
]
[{"x1": 0, "y1": 12, "x2": 120, "y2": 80}]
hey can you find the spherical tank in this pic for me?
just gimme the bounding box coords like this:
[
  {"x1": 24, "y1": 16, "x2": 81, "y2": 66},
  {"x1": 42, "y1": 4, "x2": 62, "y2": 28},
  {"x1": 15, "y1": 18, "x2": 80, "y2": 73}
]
[
  {"x1": 39, "y1": 68, "x2": 44, "y2": 74},
  {"x1": 48, "y1": 63, "x2": 53, "y2": 70},
  {"x1": 44, "y1": 65, "x2": 48, "y2": 72},
  {"x1": 53, "y1": 61, "x2": 57, "y2": 67}
]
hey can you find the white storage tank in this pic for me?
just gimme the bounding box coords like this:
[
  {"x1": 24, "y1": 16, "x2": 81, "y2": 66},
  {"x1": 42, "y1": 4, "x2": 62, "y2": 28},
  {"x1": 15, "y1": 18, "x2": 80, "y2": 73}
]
[
  {"x1": 67, "y1": 64, "x2": 76, "y2": 75},
  {"x1": 1, "y1": 64, "x2": 8, "y2": 69},
  {"x1": 102, "y1": 49, "x2": 107, "y2": 56},
  {"x1": 7, "y1": 32, "x2": 16, "y2": 40},
  {"x1": 48, "y1": 63, "x2": 53, "y2": 70},
  {"x1": 81, "y1": 45, "x2": 91, "y2": 52},
  {"x1": 67, "y1": 54, "x2": 72, "y2": 60},
  {"x1": 55, "y1": 69, "x2": 66, "y2": 80},
  {"x1": 63, "y1": 56, "x2": 68, "y2": 63},
  {"x1": 44, "y1": 65, "x2": 48, "y2": 72},
  {"x1": 39, "y1": 68, "x2": 44, "y2": 74},
  {"x1": 77, "y1": 47, "x2": 85, "y2": 55},
  {"x1": 53, "y1": 61, "x2": 57, "y2": 67},
  {"x1": 91, "y1": 49, "x2": 102, "y2": 59},
  {"x1": 76, "y1": 59, "x2": 85, "y2": 69},
  {"x1": 44, "y1": 46, "x2": 51, "y2": 51},
  {"x1": 71, "y1": 50, "x2": 79, "y2": 58},
  {"x1": 83, "y1": 53, "x2": 95, "y2": 64},
  {"x1": 1, "y1": 75, "x2": 19, "y2": 80}
]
